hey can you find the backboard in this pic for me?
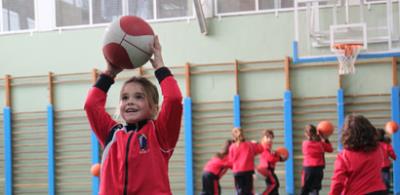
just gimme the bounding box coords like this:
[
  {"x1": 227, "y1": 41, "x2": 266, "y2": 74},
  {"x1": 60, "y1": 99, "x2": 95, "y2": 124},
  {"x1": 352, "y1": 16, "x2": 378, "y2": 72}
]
[{"x1": 293, "y1": 0, "x2": 400, "y2": 64}]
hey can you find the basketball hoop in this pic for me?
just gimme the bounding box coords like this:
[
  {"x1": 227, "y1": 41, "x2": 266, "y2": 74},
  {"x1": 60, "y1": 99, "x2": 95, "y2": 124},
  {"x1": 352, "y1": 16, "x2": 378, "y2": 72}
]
[{"x1": 333, "y1": 43, "x2": 362, "y2": 75}]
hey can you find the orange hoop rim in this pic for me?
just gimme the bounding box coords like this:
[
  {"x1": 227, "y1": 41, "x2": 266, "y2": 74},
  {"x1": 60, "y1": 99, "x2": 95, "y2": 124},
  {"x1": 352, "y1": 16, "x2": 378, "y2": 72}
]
[{"x1": 333, "y1": 43, "x2": 362, "y2": 57}]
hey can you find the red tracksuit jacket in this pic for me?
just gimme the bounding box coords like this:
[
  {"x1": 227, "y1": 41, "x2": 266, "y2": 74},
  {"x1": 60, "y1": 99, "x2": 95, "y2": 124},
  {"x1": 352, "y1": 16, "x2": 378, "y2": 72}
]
[
  {"x1": 257, "y1": 146, "x2": 280, "y2": 176},
  {"x1": 302, "y1": 140, "x2": 333, "y2": 167},
  {"x1": 203, "y1": 156, "x2": 232, "y2": 178},
  {"x1": 380, "y1": 142, "x2": 396, "y2": 168},
  {"x1": 229, "y1": 141, "x2": 264, "y2": 173},
  {"x1": 84, "y1": 68, "x2": 183, "y2": 195},
  {"x1": 329, "y1": 147, "x2": 386, "y2": 195}
]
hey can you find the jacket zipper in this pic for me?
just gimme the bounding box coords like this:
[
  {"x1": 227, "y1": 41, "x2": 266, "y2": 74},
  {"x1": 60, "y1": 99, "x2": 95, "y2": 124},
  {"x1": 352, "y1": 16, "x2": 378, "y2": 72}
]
[{"x1": 123, "y1": 133, "x2": 134, "y2": 195}]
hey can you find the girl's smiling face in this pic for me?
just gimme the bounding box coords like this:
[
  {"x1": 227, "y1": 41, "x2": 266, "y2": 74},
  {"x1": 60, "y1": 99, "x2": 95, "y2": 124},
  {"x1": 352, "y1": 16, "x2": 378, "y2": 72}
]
[{"x1": 119, "y1": 82, "x2": 153, "y2": 124}]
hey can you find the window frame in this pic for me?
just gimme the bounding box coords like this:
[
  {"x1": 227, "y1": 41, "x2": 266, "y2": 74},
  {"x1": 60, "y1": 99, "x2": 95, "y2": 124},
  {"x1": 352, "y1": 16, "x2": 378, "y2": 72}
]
[
  {"x1": 0, "y1": 0, "x2": 38, "y2": 34},
  {"x1": 0, "y1": 0, "x2": 397, "y2": 35}
]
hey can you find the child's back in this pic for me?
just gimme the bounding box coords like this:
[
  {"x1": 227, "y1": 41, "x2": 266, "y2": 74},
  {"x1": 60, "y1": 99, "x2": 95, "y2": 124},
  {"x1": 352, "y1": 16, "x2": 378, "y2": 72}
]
[
  {"x1": 229, "y1": 141, "x2": 262, "y2": 173},
  {"x1": 330, "y1": 147, "x2": 385, "y2": 195},
  {"x1": 229, "y1": 127, "x2": 263, "y2": 195},
  {"x1": 302, "y1": 140, "x2": 333, "y2": 167},
  {"x1": 301, "y1": 124, "x2": 333, "y2": 195},
  {"x1": 329, "y1": 115, "x2": 387, "y2": 195}
]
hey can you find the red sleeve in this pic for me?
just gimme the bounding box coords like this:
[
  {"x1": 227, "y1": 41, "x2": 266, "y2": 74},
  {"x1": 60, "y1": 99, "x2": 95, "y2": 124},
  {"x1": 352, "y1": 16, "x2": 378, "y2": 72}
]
[
  {"x1": 154, "y1": 76, "x2": 183, "y2": 152},
  {"x1": 268, "y1": 151, "x2": 281, "y2": 163},
  {"x1": 253, "y1": 142, "x2": 264, "y2": 155},
  {"x1": 323, "y1": 141, "x2": 334, "y2": 153},
  {"x1": 228, "y1": 145, "x2": 235, "y2": 165},
  {"x1": 222, "y1": 156, "x2": 233, "y2": 169},
  {"x1": 388, "y1": 144, "x2": 397, "y2": 160},
  {"x1": 329, "y1": 153, "x2": 347, "y2": 195},
  {"x1": 84, "y1": 87, "x2": 117, "y2": 147}
]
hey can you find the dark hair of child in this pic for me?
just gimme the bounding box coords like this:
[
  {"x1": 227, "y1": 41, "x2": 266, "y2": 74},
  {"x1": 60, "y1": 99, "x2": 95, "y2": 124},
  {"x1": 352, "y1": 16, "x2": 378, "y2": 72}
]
[
  {"x1": 341, "y1": 114, "x2": 378, "y2": 152},
  {"x1": 305, "y1": 124, "x2": 321, "y2": 141},
  {"x1": 376, "y1": 128, "x2": 386, "y2": 142},
  {"x1": 216, "y1": 139, "x2": 233, "y2": 159},
  {"x1": 263, "y1": 129, "x2": 274, "y2": 138}
]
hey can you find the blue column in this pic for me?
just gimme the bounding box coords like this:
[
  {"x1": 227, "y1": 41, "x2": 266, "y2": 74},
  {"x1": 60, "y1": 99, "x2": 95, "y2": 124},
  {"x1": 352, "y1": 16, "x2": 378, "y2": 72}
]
[
  {"x1": 283, "y1": 91, "x2": 294, "y2": 195},
  {"x1": 391, "y1": 86, "x2": 400, "y2": 195},
  {"x1": 47, "y1": 105, "x2": 55, "y2": 195},
  {"x1": 337, "y1": 89, "x2": 344, "y2": 151},
  {"x1": 233, "y1": 95, "x2": 241, "y2": 127},
  {"x1": 3, "y1": 107, "x2": 12, "y2": 195},
  {"x1": 91, "y1": 131, "x2": 100, "y2": 195},
  {"x1": 184, "y1": 97, "x2": 193, "y2": 195}
]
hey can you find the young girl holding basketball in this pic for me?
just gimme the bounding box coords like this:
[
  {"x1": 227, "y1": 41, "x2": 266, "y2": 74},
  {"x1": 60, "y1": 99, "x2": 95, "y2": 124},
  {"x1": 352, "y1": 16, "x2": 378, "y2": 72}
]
[
  {"x1": 257, "y1": 130, "x2": 286, "y2": 195},
  {"x1": 329, "y1": 115, "x2": 387, "y2": 195},
  {"x1": 84, "y1": 36, "x2": 183, "y2": 194},
  {"x1": 377, "y1": 128, "x2": 397, "y2": 192},
  {"x1": 229, "y1": 127, "x2": 264, "y2": 195},
  {"x1": 300, "y1": 124, "x2": 333, "y2": 195},
  {"x1": 201, "y1": 139, "x2": 233, "y2": 195}
]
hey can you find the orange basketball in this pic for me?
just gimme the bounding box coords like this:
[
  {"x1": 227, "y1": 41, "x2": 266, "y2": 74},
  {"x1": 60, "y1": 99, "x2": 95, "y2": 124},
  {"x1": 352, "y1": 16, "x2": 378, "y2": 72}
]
[
  {"x1": 91, "y1": 163, "x2": 101, "y2": 177},
  {"x1": 275, "y1": 147, "x2": 289, "y2": 161},
  {"x1": 317, "y1": 120, "x2": 334, "y2": 137},
  {"x1": 385, "y1": 121, "x2": 399, "y2": 135}
]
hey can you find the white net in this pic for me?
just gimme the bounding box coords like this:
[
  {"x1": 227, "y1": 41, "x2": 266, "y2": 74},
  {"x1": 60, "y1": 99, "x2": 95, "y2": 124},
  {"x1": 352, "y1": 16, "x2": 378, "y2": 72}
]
[{"x1": 333, "y1": 44, "x2": 362, "y2": 75}]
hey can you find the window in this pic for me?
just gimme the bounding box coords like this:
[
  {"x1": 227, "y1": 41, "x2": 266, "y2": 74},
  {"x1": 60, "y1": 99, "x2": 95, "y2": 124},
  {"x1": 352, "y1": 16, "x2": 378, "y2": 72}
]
[
  {"x1": 157, "y1": 0, "x2": 193, "y2": 19},
  {"x1": 128, "y1": 0, "x2": 154, "y2": 20},
  {"x1": 259, "y1": 0, "x2": 275, "y2": 10},
  {"x1": 93, "y1": 0, "x2": 122, "y2": 24},
  {"x1": 2, "y1": 0, "x2": 35, "y2": 31},
  {"x1": 56, "y1": 0, "x2": 89, "y2": 27},
  {"x1": 217, "y1": 0, "x2": 255, "y2": 13},
  {"x1": 281, "y1": 0, "x2": 294, "y2": 8}
]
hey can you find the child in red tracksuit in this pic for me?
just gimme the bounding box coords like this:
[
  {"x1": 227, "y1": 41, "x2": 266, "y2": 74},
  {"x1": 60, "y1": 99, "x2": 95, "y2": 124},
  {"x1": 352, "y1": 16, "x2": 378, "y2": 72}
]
[
  {"x1": 257, "y1": 130, "x2": 286, "y2": 195},
  {"x1": 229, "y1": 127, "x2": 264, "y2": 195},
  {"x1": 329, "y1": 114, "x2": 387, "y2": 195},
  {"x1": 377, "y1": 128, "x2": 397, "y2": 192},
  {"x1": 300, "y1": 124, "x2": 333, "y2": 195},
  {"x1": 84, "y1": 36, "x2": 183, "y2": 195},
  {"x1": 201, "y1": 139, "x2": 233, "y2": 195}
]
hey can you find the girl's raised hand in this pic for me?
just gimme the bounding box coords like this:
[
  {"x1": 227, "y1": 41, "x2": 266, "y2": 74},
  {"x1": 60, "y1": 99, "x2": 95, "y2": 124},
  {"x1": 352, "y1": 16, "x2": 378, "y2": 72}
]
[{"x1": 149, "y1": 35, "x2": 165, "y2": 70}]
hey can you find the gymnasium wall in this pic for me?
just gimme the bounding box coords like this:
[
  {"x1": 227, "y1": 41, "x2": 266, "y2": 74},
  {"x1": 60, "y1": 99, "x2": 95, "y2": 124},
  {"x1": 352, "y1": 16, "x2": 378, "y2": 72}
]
[{"x1": 0, "y1": 4, "x2": 398, "y2": 195}]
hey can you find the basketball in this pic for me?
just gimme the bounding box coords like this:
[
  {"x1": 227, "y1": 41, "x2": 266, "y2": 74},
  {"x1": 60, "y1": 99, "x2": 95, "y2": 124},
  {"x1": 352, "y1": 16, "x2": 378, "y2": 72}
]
[
  {"x1": 275, "y1": 147, "x2": 289, "y2": 161},
  {"x1": 103, "y1": 15, "x2": 154, "y2": 69},
  {"x1": 91, "y1": 163, "x2": 101, "y2": 177},
  {"x1": 317, "y1": 120, "x2": 334, "y2": 137},
  {"x1": 385, "y1": 121, "x2": 399, "y2": 135}
]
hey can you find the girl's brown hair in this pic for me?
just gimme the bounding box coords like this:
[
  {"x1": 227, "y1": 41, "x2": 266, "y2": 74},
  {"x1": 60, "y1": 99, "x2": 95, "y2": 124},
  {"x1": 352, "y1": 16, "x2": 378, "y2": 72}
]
[
  {"x1": 120, "y1": 76, "x2": 159, "y2": 118},
  {"x1": 305, "y1": 124, "x2": 321, "y2": 141},
  {"x1": 263, "y1": 130, "x2": 274, "y2": 139},
  {"x1": 232, "y1": 127, "x2": 245, "y2": 142},
  {"x1": 216, "y1": 139, "x2": 233, "y2": 159},
  {"x1": 341, "y1": 114, "x2": 378, "y2": 152}
]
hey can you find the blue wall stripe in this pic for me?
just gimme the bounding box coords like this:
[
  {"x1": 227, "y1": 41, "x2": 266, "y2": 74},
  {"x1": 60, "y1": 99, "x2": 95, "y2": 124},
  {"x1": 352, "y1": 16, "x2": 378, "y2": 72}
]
[
  {"x1": 91, "y1": 131, "x2": 100, "y2": 195},
  {"x1": 184, "y1": 97, "x2": 193, "y2": 195},
  {"x1": 233, "y1": 95, "x2": 241, "y2": 127},
  {"x1": 391, "y1": 86, "x2": 400, "y2": 194},
  {"x1": 47, "y1": 105, "x2": 55, "y2": 195},
  {"x1": 284, "y1": 91, "x2": 294, "y2": 195},
  {"x1": 337, "y1": 89, "x2": 344, "y2": 151},
  {"x1": 292, "y1": 41, "x2": 400, "y2": 64},
  {"x1": 3, "y1": 107, "x2": 12, "y2": 195}
]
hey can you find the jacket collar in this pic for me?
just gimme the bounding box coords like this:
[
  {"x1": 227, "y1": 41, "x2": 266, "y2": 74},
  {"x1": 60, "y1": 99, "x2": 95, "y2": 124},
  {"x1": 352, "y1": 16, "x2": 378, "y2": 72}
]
[{"x1": 125, "y1": 120, "x2": 148, "y2": 132}]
